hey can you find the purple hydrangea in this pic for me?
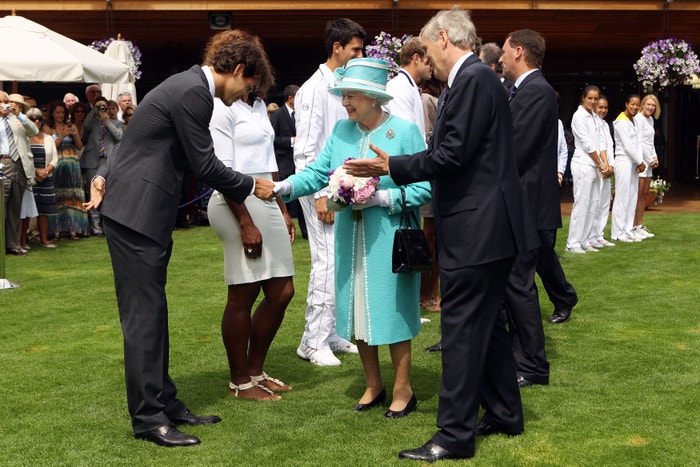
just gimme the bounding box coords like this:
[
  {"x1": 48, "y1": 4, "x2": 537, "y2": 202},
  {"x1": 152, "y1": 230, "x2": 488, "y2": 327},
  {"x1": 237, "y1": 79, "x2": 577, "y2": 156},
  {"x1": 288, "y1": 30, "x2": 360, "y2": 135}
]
[
  {"x1": 89, "y1": 37, "x2": 143, "y2": 81},
  {"x1": 634, "y1": 38, "x2": 700, "y2": 89},
  {"x1": 365, "y1": 32, "x2": 412, "y2": 78}
]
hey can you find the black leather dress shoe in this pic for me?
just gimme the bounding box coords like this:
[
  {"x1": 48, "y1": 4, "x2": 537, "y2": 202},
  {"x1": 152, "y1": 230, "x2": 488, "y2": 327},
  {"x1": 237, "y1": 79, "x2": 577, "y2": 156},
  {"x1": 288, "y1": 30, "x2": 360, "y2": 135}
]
[
  {"x1": 170, "y1": 409, "x2": 222, "y2": 426},
  {"x1": 424, "y1": 341, "x2": 442, "y2": 353},
  {"x1": 398, "y1": 441, "x2": 470, "y2": 462},
  {"x1": 517, "y1": 375, "x2": 548, "y2": 388},
  {"x1": 135, "y1": 425, "x2": 200, "y2": 447},
  {"x1": 475, "y1": 420, "x2": 522, "y2": 437},
  {"x1": 548, "y1": 308, "x2": 572, "y2": 323},
  {"x1": 353, "y1": 388, "x2": 386, "y2": 411},
  {"x1": 385, "y1": 394, "x2": 417, "y2": 419}
]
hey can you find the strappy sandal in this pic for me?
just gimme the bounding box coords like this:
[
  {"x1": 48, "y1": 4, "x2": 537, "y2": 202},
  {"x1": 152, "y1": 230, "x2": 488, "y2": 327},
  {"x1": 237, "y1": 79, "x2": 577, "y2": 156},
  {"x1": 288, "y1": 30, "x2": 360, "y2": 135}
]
[
  {"x1": 420, "y1": 299, "x2": 441, "y2": 312},
  {"x1": 251, "y1": 372, "x2": 292, "y2": 392},
  {"x1": 228, "y1": 380, "x2": 281, "y2": 401}
]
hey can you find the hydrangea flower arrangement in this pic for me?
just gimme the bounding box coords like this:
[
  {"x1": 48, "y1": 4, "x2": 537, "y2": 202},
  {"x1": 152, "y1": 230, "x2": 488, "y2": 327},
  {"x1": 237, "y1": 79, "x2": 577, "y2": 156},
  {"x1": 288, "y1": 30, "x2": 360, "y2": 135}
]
[
  {"x1": 634, "y1": 38, "x2": 700, "y2": 89},
  {"x1": 365, "y1": 31, "x2": 412, "y2": 78},
  {"x1": 89, "y1": 37, "x2": 143, "y2": 81}
]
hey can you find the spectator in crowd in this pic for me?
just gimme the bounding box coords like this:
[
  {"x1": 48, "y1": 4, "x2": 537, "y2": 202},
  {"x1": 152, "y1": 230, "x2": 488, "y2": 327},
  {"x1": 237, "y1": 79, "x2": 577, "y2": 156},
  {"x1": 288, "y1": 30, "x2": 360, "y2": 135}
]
[
  {"x1": 292, "y1": 18, "x2": 366, "y2": 367},
  {"x1": 81, "y1": 96, "x2": 123, "y2": 237},
  {"x1": 209, "y1": 90, "x2": 296, "y2": 401},
  {"x1": 27, "y1": 107, "x2": 58, "y2": 248},
  {"x1": 63, "y1": 93, "x2": 79, "y2": 111},
  {"x1": 4, "y1": 93, "x2": 39, "y2": 255},
  {"x1": 122, "y1": 104, "x2": 136, "y2": 128},
  {"x1": 42, "y1": 100, "x2": 88, "y2": 240},
  {"x1": 85, "y1": 84, "x2": 101, "y2": 109},
  {"x1": 117, "y1": 91, "x2": 132, "y2": 121},
  {"x1": 69, "y1": 102, "x2": 89, "y2": 144},
  {"x1": 276, "y1": 57, "x2": 431, "y2": 417}
]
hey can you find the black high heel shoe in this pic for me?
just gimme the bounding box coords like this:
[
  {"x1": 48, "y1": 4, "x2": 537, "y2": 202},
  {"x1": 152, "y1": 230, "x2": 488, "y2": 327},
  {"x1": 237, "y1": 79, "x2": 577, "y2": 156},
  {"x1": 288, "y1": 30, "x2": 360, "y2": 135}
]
[
  {"x1": 352, "y1": 388, "x2": 386, "y2": 411},
  {"x1": 385, "y1": 394, "x2": 417, "y2": 419}
]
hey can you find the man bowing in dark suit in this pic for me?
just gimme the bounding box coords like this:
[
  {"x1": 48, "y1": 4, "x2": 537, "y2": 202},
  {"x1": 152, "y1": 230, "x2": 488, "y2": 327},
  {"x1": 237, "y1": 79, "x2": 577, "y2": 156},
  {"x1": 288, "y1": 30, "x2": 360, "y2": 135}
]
[
  {"x1": 85, "y1": 30, "x2": 276, "y2": 448},
  {"x1": 344, "y1": 7, "x2": 539, "y2": 461},
  {"x1": 499, "y1": 29, "x2": 578, "y2": 390}
]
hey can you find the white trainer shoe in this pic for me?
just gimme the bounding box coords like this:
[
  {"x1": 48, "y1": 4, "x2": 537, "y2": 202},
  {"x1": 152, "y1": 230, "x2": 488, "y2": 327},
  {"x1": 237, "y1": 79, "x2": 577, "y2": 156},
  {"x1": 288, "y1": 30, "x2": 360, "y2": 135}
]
[
  {"x1": 616, "y1": 235, "x2": 634, "y2": 243},
  {"x1": 582, "y1": 244, "x2": 599, "y2": 252},
  {"x1": 565, "y1": 246, "x2": 586, "y2": 254},
  {"x1": 631, "y1": 230, "x2": 646, "y2": 241},
  {"x1": 599, "y1": 239, "x2": 616, "y2": 247},
  {"x1": 640, "y1": 226, "x2": 655, "y2": 238},
  {"x1": 329, "y1": 336, "x2": 359, "y2": 354},
  {"x1": 297, "y1": 343, "x2": 341, "y2": 367}
]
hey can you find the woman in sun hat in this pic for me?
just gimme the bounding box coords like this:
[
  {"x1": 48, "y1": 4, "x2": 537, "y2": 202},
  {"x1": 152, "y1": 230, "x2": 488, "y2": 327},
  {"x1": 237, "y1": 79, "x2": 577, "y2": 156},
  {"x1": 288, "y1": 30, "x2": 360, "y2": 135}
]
[{"x1": 276, "y1": 57, "x2": 431, "y2": 418}]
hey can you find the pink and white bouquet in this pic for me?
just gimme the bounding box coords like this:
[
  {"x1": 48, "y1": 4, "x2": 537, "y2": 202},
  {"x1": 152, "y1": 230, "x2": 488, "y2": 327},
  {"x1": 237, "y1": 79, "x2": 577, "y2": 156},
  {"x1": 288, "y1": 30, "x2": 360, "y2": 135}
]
[{"x1": 327, "y1": 160, "x2": 380, "y2": 212}]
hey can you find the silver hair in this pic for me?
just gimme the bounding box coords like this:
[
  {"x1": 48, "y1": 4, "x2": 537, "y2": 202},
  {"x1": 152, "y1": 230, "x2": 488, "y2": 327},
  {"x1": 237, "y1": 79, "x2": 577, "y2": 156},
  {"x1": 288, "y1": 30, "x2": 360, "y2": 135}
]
[
  {"x1": 361, "y1": 91, "x2": 392, "y2": 107},
  {"x1": 420, "y1": 6, "x2": 478, "y2": 51},
  {"x1": 26, "y1": 107, "x2": 43, "y2": 120}
]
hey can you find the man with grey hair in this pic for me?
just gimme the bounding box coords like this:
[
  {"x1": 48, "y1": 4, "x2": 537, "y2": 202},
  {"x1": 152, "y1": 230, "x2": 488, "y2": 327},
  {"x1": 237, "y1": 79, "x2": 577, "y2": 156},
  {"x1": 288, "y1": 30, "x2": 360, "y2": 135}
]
[
  {"x1": 85, "y1": 84, "x2": 101, "y2": 109},
  {"x1": 479, "y1": 41, "x2": 513, "y2": 89},
  {"x1": 345, "y1": 7, "x2": 536, "y2": 461}
]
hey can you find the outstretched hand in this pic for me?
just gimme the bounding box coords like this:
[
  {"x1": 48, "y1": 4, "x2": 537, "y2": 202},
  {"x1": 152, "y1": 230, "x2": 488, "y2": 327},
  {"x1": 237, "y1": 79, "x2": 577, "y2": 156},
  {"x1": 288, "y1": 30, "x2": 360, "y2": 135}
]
[
  {"x1": 254, "y1": 178, "x2": 276, "y2": 201},
  {"x1": 83, "y1": 176, "x2": 105, "y2": 210},
  {"x1": 343, "y1": 143, "x2": 390, "y2": 177}
]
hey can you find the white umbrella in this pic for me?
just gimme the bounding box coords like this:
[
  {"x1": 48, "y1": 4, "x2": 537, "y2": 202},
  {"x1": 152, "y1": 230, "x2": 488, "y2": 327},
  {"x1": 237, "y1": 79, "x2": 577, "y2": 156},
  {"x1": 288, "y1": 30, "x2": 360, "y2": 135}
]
[
  {"x1": 100, "y1": 38, "x2": 138, "y2": 105},
  {"x1": 0, "y1": 15, "x2": 132, "y2": 83}
]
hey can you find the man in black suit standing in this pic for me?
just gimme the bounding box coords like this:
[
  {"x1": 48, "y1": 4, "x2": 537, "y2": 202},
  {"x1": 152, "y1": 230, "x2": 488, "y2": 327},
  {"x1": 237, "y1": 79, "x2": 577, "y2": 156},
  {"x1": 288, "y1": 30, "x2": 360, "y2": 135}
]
[
  {"x1": 270, "y1": 84, "x2": 307, "y2": 238},
  {"x1": 85, "y1": 30, "x2": 276, "y2": 447},
  {"x1": 345, "y1": 7, "x2": 538, "y2": 461},
  {"x1": 499, "y1": 29, "x2": 578, "y2": 390}
]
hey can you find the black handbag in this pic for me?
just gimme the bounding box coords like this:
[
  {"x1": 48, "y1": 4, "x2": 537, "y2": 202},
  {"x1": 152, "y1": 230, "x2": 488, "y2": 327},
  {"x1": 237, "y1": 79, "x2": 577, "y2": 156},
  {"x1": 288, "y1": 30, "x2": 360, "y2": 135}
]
[{"x1": 392, "y1": 189, "x2": 434, "y2": 273}]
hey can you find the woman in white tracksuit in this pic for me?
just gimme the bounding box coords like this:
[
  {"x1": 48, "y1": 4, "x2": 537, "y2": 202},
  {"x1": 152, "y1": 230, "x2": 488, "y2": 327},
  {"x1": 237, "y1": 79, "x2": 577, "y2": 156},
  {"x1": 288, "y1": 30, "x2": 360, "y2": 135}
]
[
  {"x1": 566, "y1": 86, "x2": 609, "y2": 254},
  {"x1": 591, "y1": 95, "x2": 616, "y2": 248},
  {"x1": 633, "y1": 94, "x2": 661, "y2": 239},
  {"x1": 611, "y1": 94, "x2": 646, "y2": 242}
]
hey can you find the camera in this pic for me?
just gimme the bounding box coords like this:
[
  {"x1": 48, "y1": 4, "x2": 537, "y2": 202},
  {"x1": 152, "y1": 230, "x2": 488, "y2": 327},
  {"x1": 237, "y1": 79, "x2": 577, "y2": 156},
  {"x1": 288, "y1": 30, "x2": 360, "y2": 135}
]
[
  {"x1": 97, "y1": 105, "x2": 107, "y2": 112},
  {"x1": 1, "y1": 103, "x2": 10, "y2": 111}
]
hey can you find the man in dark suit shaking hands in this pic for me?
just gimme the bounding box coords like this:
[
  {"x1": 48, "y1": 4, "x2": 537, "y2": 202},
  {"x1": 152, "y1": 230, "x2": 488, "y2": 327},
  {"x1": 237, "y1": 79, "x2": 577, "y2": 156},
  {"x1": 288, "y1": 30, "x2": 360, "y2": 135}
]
[
  {"x1": 344, "y1": 7, "x2": 538, "y2": 461},
  {"x1": 499, "y1": 29, "x2": 578, "y2": 389},
  {"x1": 85, "y1": 30, "x2": 276, "y2": 447}
]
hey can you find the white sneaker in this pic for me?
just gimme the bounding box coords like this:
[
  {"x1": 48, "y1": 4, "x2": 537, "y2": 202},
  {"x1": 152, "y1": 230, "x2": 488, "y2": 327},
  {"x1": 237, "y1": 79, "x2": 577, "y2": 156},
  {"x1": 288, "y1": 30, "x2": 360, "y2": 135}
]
[
  {"x1": 297, "y1": 343, "x2": 341, "y2": 367},
  {"x1": 582, "y1": 244, "x2": 599, "y2": 252},
  {"x1": 631, "y1": 230, "x2": 646, "y2": 241},
  {"x1": 565, "y1": 246, "x2": 586, "y2": 254},
  {"x1": 616, "y1": 235, "x2": 634, "y2": 243},
  {"x1": 599, "y1": 239, "x2": 616, "y2": 247},
  {"x1": 640, "y1": 226, "x2": 655, "y2": 238},
  {"x1": 329, "y1": 336, "x2": 359, "y2": 354}
]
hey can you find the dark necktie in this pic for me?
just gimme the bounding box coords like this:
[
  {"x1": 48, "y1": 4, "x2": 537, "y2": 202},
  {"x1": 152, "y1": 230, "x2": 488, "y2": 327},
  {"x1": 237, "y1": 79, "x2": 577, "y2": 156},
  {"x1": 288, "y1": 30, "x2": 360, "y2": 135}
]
[
  {"x1": 437, "y1": 87, "x2": 450, "y2": 119},
  {"x1": 291, "y1": 110, "x2": 296, "y2": 132},
  {"x1": 99, "y1": 120, "x2": 107, "y2": 158},
  {"x1": 508, "y1": 85, "x2": 518, "y2": 101}
]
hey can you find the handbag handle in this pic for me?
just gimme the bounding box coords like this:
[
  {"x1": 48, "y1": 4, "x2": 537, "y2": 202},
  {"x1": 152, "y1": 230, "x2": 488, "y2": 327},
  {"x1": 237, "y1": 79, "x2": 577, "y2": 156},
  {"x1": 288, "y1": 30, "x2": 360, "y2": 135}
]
[{"x1": 399, "y1": 188, "x2": 420, "y2": 230}]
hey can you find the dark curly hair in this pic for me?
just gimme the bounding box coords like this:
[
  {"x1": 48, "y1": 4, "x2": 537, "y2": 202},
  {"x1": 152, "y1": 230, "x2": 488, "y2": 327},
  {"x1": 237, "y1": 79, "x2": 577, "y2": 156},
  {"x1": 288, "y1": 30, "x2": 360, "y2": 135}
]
[
  {"x1": 202, "y1": 29, "x2": 275, "y2": 96},
  {"x1": 45, "y1": 100, "x2": 67, "y2": 129}
]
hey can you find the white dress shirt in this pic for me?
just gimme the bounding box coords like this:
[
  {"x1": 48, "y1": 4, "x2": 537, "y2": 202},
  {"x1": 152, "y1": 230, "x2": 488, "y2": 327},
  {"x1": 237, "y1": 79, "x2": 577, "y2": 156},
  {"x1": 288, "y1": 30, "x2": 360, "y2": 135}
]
[{"x1": 385, "y1": 70, "x2": 425, "y2": 136}]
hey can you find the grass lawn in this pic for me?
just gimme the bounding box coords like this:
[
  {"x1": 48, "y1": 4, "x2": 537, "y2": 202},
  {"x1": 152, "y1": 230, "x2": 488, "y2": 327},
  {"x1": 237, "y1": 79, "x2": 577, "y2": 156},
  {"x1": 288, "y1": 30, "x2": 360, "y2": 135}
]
[{"x1": 1, "y1": 214, "x2": 699, "y2": 465}]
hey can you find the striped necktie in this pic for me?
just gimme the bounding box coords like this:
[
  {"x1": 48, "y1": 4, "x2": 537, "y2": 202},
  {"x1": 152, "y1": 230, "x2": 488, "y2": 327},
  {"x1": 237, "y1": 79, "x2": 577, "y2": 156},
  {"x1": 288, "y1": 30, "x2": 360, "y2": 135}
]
[
  {"x1": 4, "y1": 116, "x2": 19, "y2": 161},
  {"x1": 99, "y1": 121, "x2": 106, "y2": 158}
]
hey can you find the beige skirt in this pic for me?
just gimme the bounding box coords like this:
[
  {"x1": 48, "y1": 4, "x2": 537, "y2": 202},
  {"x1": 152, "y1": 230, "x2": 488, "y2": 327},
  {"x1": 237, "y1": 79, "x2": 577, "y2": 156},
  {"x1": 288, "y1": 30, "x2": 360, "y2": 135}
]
[{"x1": 208, "y1": 188, "x2": 294, "y2": 285}]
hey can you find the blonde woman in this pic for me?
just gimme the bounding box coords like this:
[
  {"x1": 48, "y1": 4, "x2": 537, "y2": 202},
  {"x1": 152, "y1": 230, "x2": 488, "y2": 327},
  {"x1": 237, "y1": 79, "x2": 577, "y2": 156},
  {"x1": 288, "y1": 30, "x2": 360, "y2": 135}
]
[{"x1": 633, "y1": 94, "x2": 661, "y2": 239}]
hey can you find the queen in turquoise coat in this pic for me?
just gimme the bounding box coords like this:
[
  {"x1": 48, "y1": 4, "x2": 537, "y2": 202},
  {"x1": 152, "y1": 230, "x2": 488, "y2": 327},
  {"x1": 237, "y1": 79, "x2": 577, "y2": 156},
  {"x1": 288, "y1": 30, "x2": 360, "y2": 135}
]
[{"x1": 278, "y1": 57, "x2": 431, "y2": 417}]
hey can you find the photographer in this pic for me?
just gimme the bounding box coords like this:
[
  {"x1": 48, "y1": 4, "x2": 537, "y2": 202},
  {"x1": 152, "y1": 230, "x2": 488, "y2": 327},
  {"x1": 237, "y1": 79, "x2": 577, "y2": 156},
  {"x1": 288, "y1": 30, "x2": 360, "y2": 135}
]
[{"x1": 81, "y1": 96, "x2": 122, "y2": 237}]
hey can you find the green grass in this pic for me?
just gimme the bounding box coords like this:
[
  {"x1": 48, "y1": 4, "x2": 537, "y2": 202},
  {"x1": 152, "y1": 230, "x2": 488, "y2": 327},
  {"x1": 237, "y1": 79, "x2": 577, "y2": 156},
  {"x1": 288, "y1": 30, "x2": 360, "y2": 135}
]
[{"x1": 1, "y1": 214, "x2": 699, "y2": 465}]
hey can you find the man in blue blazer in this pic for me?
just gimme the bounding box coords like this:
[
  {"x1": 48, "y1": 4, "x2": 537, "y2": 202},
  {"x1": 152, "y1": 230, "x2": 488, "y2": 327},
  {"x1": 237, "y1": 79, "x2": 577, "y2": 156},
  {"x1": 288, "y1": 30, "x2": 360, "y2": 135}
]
[
  {"x1": 500, "y1": 29, "x2": 578, "y2": 389},
  {"x1": 85, "y1": 30, "x2": 276, "y2": 447},
  {"x1": 345, "y1": 7, "x2": 539, "y2": 461}
]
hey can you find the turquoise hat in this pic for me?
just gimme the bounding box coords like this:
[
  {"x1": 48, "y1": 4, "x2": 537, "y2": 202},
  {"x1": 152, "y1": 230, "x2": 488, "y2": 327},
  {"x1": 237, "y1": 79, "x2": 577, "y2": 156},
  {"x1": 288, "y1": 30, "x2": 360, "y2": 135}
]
[{"x1": 329, "y1": 57, "x2": 393, "y2": 101}]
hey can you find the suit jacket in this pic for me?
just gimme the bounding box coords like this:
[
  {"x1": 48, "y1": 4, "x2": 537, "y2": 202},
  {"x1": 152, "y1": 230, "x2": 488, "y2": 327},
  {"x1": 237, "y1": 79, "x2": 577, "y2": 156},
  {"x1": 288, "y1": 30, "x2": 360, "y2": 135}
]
[
  {"x1": 99, "y1": 65, "x2": 254, "y2": 248},
  {"x1": 388, "y1": 54, "x2": 538, "y2": 270},
  {"x1": 509, "y1": 69, "x2": 562, "y2": 230},
  {"x1": 8, "y1": 113, "x2": 39, "y2": 183},
  {"x1": 269, "y1": 106, "x2": 295, "y2": 179},
  {"x1": 81, "y1": 110, "x2": 123, "y2": 169}
]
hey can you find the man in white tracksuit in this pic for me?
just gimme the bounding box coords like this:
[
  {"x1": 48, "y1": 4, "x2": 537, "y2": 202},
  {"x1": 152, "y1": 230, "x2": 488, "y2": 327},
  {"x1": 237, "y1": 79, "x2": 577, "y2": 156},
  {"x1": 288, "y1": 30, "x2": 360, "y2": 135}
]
[{"x1": 293, "y1": 18, "x2": 365, "y2": 366}]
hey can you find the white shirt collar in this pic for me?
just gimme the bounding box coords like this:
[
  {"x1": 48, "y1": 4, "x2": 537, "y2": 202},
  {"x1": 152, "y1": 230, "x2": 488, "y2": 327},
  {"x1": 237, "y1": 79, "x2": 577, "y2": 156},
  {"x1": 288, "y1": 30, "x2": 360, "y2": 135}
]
[
  {"x1": 200, "y1": 65, "x2": 216, "y2": 97},
  {"x1": 447, "y1": 52, "x2": 474, "y2": 88},
  {"x1": 285, "y1": 103, "x2": 294, "y2": 117},
  {"x1": 513, "y1": 68, "x2": 538, "y2": 89}
]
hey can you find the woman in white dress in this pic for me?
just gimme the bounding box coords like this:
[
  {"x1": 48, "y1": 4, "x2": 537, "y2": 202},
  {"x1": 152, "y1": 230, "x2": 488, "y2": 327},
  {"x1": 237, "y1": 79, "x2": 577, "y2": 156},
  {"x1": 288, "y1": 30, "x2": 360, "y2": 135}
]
[
  {"x1": 633, "y1": 94, "x2": 661, "y2": 239},
  {"x1": 209, "y1": 92, "x2": 296, "y2": 401}
]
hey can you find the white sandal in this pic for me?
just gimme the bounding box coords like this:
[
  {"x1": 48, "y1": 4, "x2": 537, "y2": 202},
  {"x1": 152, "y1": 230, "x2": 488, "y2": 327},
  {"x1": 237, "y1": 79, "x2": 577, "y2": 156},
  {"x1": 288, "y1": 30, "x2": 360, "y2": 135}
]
[
  {"x1": 228, "y1": 380, "x2": 280, "y2": 400},
  {"x1": 250, "y1": 372, "x2": 292, "y2": 391}
]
